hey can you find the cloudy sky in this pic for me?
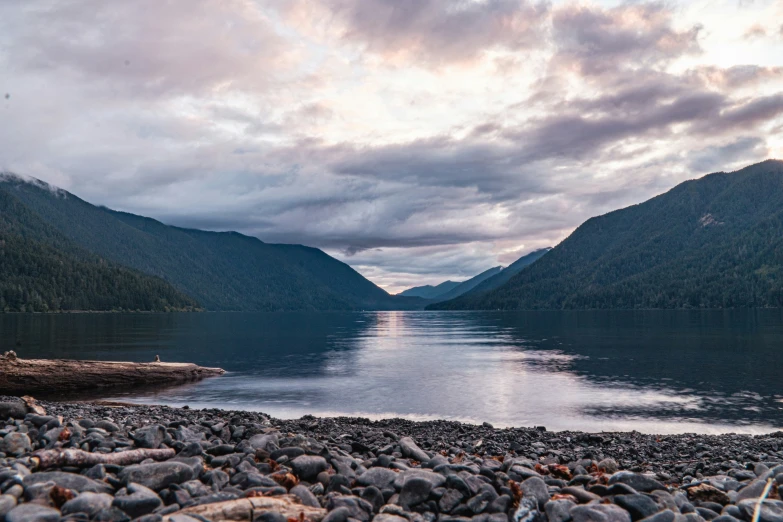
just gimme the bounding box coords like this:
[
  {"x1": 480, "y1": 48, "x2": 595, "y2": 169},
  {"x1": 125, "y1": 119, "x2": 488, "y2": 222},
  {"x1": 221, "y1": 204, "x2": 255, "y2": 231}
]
[{"x1": 1, "y1": 0, "x2": 782, "y2": 293}]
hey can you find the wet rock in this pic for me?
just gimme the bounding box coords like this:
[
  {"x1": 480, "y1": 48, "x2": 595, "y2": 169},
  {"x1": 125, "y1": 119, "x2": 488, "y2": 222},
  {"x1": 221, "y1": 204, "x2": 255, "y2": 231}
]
[
  {"x1": 5, "y1": 503, "x2": 61, "y2": 522},
  {"x1": 112, "y1": 483, "x2": 162, "y2": 518},
  {"x1": 0, "y1": 494, "x2": 17, "y2": 518},
  {"x1": 638, "y1": 511, "x2": 677, "y2": 522},
  {"x1": 358, "y1": 467, "x2": 398, "y2": 489},
  {"x1": 119, "y1": 462, "x2": 195, "y2": 491},
  {"x1": 23, "y1": 471, "x2": 114, "y2": 494},
  {"x1": 440, "y1": 489, "x2": 465, "y2": 513},
  {"x1": 399, "y1": 476, "x2": 433, "y2": 509},
  {"x1": 291, "y1": 455, "x2": 329, "y2": 481},
  {"x1": 1, "y1": 432, "x2": 31, "y2": 457},
  {"x1": 131, "y1": 425, "x2": 166, "y2": 449},
  {"x1": 736, "y1": 499, "x2": 783, "y2": 522},
  {"x1": 291, "y1": 485, "x2": 321, "y2": 508},
  {"x1": 599, "y1": 459, "x2": 619, "y2": 473},
  {"x1": 521, "y1": 476, "x2": 550, "y2": 509},
  {"x1": 736, "y1": 479, "x2": 770, "y2": 502},
  {"x1": 61, "y1": 491, "x2": 114, "y2": 517},
  {"x1": 608, "y1": 472, "x2": 665, "y2": 493},
  {"x1": 571, "y1": 503, "x2": 633, "y2": 522},
  {"x1": 399, "y1": 437, "x2": 430, "y2": 462},
  {"x1": 0, "y1": 401, "x2": 27, "y2": 420},
  {"x1": 614, "y1": 494, "x2": 661, "y2": 521},
  {"x1": 546, "y1": 499, "x2": 577, "y2": 522}
]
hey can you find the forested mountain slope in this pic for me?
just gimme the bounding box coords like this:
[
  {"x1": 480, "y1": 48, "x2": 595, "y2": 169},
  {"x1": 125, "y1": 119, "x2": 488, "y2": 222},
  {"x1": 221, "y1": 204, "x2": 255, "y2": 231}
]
[{"x1": 432, "y1": 160, "x2": 783, "y2": 310}]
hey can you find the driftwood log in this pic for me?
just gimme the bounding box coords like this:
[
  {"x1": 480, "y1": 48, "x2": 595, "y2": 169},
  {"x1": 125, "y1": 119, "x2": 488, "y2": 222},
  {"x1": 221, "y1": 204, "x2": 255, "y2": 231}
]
[
  {"x1": 0, "y1": 357, "x2": 225, "y2": 394},
  {"x1": 164, "y1": 495, "x2": 327, "y2": 522},
  {"x1": 33, "y1": 448, "x2": 176, "y2": 469}
]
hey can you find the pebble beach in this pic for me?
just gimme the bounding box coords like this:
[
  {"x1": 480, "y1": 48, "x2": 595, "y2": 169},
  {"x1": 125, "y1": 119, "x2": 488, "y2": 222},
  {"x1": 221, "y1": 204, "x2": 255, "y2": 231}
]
[{"x1": 0, "y1": 397, "x2": 782, "y2": 522}]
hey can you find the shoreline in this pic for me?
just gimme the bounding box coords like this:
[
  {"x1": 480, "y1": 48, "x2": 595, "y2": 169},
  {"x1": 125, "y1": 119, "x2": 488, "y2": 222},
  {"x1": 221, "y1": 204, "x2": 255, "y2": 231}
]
[{"x1": 0, "y1": 397, "x2": 781, "y2": 521}]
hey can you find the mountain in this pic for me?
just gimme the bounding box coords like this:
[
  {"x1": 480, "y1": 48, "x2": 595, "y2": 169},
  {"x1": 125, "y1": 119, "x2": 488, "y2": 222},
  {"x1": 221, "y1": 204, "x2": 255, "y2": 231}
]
[
  {"x1": 458, "y1": 249, "x2": 551, "y2": 298},
  {"x1": 431, "y1": 160, "x2": 783, "y2": 310},
  {"x1": 0, "y1": 174, "x2": 421, "y2": 311},
  {"x1": 0, "y1": 181, "x2": 199, "y2": 312},
  {"x1": 399, "y1": 281, "x2": 461, "y2": 299},
  {"x1": 433, "y1": 266, "x2": 503, "y2": 301}
]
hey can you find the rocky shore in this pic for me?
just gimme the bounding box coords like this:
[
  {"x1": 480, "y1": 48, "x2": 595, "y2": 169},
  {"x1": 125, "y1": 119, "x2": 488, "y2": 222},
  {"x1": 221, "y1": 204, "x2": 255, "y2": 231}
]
[{"x1": 0, "y1": 397, "x2": 782, "y2": 522}]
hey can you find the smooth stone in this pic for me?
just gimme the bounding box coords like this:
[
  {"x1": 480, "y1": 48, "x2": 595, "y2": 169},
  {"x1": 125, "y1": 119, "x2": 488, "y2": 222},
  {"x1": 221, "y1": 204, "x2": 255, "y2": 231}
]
[
  {"x1": 1, "y1": 433, "x2": 31, "y2": 457},
  {"x1": 571, "y1": 504, "x2": 633, "y2": 522},
  {"x1": 399, "y1": 437, "x2": 430, "y2": 462},
  {"x1": 737, "y1": 499, "x2": 783, "y2": 522},
  {"x1": 95, "y1": 420, "x2": 119, "y2": 432},
  {"x1": 512, "y1": 497, "x2": 542, "y2": 522},
  {"x1": 546, "y1": 499, "x2": 577, "y2": 522},
  {"x1": 393, "y1": 469, "x2": 447, "y2": 490},
  {"x1": 441, "y1": 489, "x2": 465, "y2": 513},
  {"x1": 562, "y1": 487, "x2": 601, "y2": 504},
  {"x1": 615, "y1": 494, "x2": 661, "y2": 521},
  {"x1": 93, "y1": 506, "x2": 133, "y2": 521},
  {"x1": 467, "y1": 484, "x2": 499, "y2": 515},
  {"x1": 609, "y1": 472, "x2": 665, "y2": 493},
  {"x1": 358, "y1": 467, "x2": 398, "y2": 489},
  {"x1": 639, "y1": 511, "x2": 677, "y2": 522},
  {"x1": 521, "y1": 476, "x2": 550, "y2": 509},
  {"x1": 119, "y1": 461, "x2": 195, "y2": 491},
  {"x1": 132, "y1": 425, "x2": 166, "y2": 449},
  {"x1": 291, "y1": 484, "x2": 321, "y2": 508},
  {"x1": 362, "y1": 485, "x2": 386, "y2": 512},
  {"x1": 112, "y1": 483, "x2": 162, "y2": 518},
  {"x1": 0, "y1": 494, "x2": 17, "y2": 518},
  {"x1": 736, "y1": 479, "x2": 770, "y2": 502},
  {"x1": 599, "y1": 459, "x2": 619, "y2": 473},
  {"x1": 488, "y1": 495, "x2": 512, "y2": 514},
  {"x1": 696, "y1": 508, "x2": 720, "y2": 520},
  {"x1": 291, "y1": 455, "x2": 329, "y2": 481},
  {"x1": 399, "y1": 476, "x2": 433, "y2": 508},
  {"x1": 0, "y1": 402, "x2": 27, "y2": 420},
  {"x1": 248, "y1": 433, "x2": 279, "y2": 451},
  {"x1": 373, "y1": 516, "x2": 408, "y2": 522},
  {"x1": 270, "y1": 447, "x2": 305, "y2": 461},
  {"x1": 712, "y1": 517, "x2": 742, "y2": 522},
  {"x1": 5, "y1": 503, "x2": 61, "y2": 522},
  {"x1": 62, "y1": 491, "x2": 114, "y2": 516},
  {"x1": 24, "y1": 471, "x2": 114, "y2": 493}
]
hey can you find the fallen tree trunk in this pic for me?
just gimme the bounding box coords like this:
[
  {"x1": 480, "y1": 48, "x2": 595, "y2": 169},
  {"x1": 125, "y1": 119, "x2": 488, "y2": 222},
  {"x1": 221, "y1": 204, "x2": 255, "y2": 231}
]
[
  {"x1": 164, "y1": 495, "x2": 327, "y2": 522},
  {"x1": 0, "y1": 357, "x2": 225, "y2": 394},
  {"x1": 33, "y1": 448, "x2": 176, "y2": 469}
]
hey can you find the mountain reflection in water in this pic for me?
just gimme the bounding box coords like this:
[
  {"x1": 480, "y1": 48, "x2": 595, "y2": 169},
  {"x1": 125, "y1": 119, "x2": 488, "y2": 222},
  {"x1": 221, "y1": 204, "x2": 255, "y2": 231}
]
[{"x1": 2, "y1": 309, "x2": 782, "y2": 434}]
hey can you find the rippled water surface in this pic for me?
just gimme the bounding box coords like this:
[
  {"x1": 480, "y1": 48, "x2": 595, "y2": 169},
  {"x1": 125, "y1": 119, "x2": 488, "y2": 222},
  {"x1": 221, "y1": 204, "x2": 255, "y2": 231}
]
[{"x1": 2, "y1": 310, "x2": 783, "y2": 433}]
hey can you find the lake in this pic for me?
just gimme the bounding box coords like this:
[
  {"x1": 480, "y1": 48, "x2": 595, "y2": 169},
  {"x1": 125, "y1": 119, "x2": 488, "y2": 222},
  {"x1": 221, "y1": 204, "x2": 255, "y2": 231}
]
[{"x1": 2, "y1": 310, "x2": 782, "y2": 434}]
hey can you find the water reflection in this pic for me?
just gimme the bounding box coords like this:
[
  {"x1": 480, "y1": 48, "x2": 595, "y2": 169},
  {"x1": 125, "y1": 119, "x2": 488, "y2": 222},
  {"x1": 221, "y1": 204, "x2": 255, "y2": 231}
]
[{"x1": 1, "y1": 310, "x2": 782, "y2": 433}]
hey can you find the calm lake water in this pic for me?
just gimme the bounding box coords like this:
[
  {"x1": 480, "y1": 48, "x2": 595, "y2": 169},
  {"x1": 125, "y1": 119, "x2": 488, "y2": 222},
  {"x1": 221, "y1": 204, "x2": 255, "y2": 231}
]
[{"x1": 2, "y1": 310, "x2": 783, "y2": 434}]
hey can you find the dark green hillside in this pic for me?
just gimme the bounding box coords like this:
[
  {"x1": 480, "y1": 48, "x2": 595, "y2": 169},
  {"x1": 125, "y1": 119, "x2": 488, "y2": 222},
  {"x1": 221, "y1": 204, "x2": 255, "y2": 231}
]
[
  {"x1": 0, "y1": 184, "x2": 199, "y2": 312},
  {"x1": 432, "y1": 160, "x2": 783, "y2": 310},
  {"x1": 1, "y1": 175, "x2": 413, "y2": 311}
]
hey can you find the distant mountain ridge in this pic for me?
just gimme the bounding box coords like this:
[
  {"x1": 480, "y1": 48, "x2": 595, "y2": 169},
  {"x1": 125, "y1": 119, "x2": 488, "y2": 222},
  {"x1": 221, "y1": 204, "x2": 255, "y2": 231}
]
[
  {"x1": 398, "y1": 248, "x2": 551, "y2": 304},
  {"x1": 433, "y1": 266, "x2": 503, "y2": 301},
  {"x1": 399, "y1": 281, "x2": 461, "y2": 299},
  {"x1": 0, "y1": 174, "x2": 423, "y2": 312},
  {"x1": 431, "y1": 160, "x2": 783, "y2": 310}
]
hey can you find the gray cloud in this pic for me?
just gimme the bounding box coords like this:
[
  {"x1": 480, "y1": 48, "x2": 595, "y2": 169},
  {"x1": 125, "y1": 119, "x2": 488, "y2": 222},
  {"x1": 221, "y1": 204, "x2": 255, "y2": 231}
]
[
  {"x1": 552, "y1": 2, "x2": 701, "y2": 76},
  {"x1": 0, "y1": 0, "x2": 780, "y2": 291},
  {"x1": 304, "y1": 0, "x2": 550, "y2": 65}
]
